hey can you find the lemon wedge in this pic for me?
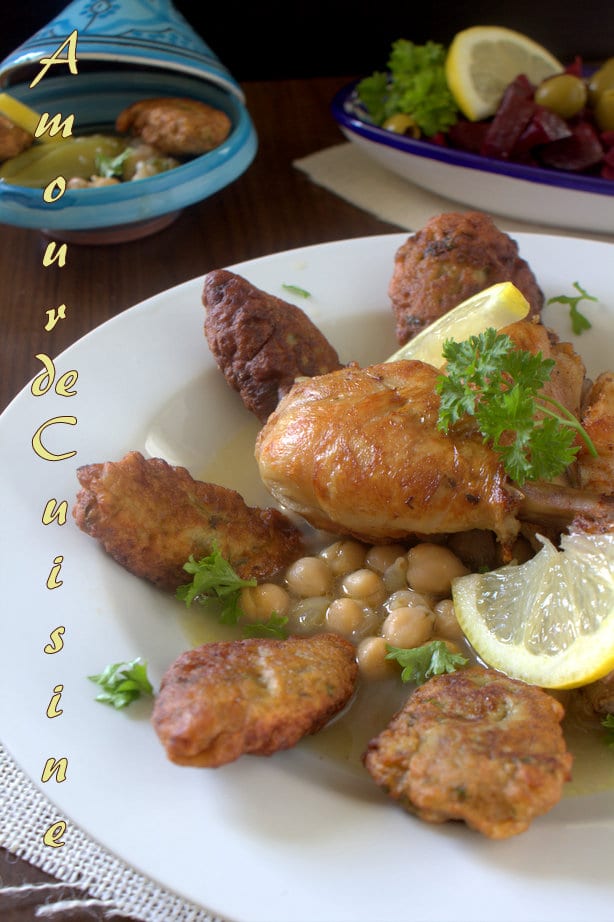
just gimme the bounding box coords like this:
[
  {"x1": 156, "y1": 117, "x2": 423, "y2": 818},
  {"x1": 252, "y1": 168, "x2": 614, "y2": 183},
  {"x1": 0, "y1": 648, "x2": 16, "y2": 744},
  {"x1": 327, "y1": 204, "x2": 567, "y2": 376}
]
[
  {"x1": 452, "y1": 532, "x2": 614, "y2": 689},
  {"x1": 386, "y1": 281, "x2": 529, "y2": 367},
  {"x1": 445, "y1": 26, "x2": 563, "y2": 121},
  {"x1": 0, "y1": 92, "x2": 60, "y2": 143}
]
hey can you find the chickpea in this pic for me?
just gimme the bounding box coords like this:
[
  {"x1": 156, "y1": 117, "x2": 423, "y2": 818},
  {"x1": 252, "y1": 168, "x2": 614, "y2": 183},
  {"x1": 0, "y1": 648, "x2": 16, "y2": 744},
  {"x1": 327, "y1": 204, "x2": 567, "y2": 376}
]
[
  {"x1": 365, "y1": 544, "x2": 407, "y2": 574},
  {"x1": 382, "y1": 555, "x2": 409, "y2": 592},
  {"x1": 386, "y1": 587, "x2": 431, "y2": 611},
  {"x1": 325, "y1": 598, "x2": 365, "y2": 637},
  {"x1": 240, "y1": 583, "x2": 291, "y2": 622},
  {"x1": 381, "y1": 605, "x2": 434, "y2": 649},
  {"x1": 319, "y1": 539, "x2": 366, "y2": 575},
  {"x1": 433, "y1": 598, "x2": 463, "y2": 641},
  {"x1": 357, "y1": 636, "x2": 397, "y2": 681},
  {"x1": 287, "y1": 596, "x2": 329, "y2": 634},
  {"x1": 286, "y1": 556, "x2": 332, "y2": 597},
  {"x1": 406, "y1": 543, "x2": 469, "y2": 596},
  {"x1": 341, "y1": 568, "x2": 386, "y2": 606},
  {"x1": 535, "y1": 73, "x2": 587, "y2": 119}
]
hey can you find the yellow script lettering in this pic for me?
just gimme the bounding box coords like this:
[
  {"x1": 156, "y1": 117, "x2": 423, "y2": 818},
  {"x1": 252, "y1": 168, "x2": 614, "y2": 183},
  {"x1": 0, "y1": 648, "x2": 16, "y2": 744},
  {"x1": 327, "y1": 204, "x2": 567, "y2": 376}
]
[
  {"x1": 43, "y1": 821, "x2": 66, "y2": 848},
  {"x1": 31, "y1": 354, "x2": 78, "y2": 397},
  {"x1": 35, "y1": 112, "x2": 74, "y2": 139},
  {"x1": 43, "y1": 176, "x2": 67, "y2": 203},
  {"x1": 32, "y1": 416, "x2": 77, "y2": 461},
  {"x1": 46, "y1": 684, "x2": 64, "y2": 718},
  {"x1": 46, "y1": 555, "x2": 64, "y2": 590},
  {"x1": 44, "y1": 626, "x2": 66, "y2": 654},
  {"x1": 42, "y1": 498, "x2": 68, "y2": 526},
  {"x1": 41, "y1": 756, "x2": 68, "y2": 783},
  {"x1": 44, "y1": 304, "x2": 67, "y2": 332},
  {"x1": 42, "y1": 241, "x2": 68, "y2": 268},
  {"x1": 30, "y1": 31, "x2": 79, "y2": 88}
]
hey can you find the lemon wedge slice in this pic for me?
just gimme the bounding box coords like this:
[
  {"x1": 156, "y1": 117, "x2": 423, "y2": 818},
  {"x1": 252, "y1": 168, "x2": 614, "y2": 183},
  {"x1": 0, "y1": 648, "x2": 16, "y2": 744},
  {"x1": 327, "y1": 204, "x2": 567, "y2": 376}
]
[
  {"x1": 0, "y1": 92, "x2": 59, "y2": 143},
  {"x1": 445, "y1": 26, "x2": 563, "y2": 121},
  {"x1": 452, "y1": 532, "x2": 614, "y2": 689},
  {"x1": 386, "y1": 281, "x2": 529, "y2": 367}
]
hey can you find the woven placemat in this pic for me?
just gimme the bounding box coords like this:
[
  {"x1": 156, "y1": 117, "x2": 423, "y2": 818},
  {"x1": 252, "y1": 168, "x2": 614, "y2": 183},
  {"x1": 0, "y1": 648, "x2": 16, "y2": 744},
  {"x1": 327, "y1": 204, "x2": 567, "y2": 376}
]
[{"x1": 0, "y1": 742, "x2": 223, "y2": 921}]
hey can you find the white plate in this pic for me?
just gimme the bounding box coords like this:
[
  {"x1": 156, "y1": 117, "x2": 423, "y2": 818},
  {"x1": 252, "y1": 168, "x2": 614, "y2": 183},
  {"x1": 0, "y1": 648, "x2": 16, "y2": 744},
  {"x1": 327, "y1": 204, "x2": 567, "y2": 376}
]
[
  {"x1": 1, "y1": 232, "x2": 613, "y2": 922},
  {"x1": 332, "y1": 81, "x2": 614, "y2": 235}
]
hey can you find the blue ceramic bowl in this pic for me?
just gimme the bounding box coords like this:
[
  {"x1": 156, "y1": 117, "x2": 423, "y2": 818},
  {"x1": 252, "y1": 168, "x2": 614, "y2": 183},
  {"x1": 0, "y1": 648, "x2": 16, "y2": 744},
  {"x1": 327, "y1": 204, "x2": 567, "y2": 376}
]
[{"x1": 0, "y1": 69, "x2": 257, "y2": 241}]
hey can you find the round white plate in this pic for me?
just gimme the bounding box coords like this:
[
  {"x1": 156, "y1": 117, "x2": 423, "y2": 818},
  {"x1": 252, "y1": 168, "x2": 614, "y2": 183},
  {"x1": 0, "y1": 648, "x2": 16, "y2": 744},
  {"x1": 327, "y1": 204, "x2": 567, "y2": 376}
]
[{"x1": 1, "y1": 232, "x2": 613, "y2": 922}]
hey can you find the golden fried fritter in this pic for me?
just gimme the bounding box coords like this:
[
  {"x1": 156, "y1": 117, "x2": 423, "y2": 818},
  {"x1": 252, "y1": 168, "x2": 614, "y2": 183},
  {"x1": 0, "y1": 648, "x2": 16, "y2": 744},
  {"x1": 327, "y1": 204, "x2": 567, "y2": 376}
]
[
  {"x1": 152, "y1": 633, "x2": 359, "y2": 767},
  {"x1": 73, "y1": 450, "x2": 303, "y2": 590},
  {"x1": 0, "y1": 114, "x2": 33, "y2": 161},
  {"x1": 576, "y1": 670, "x2": 614, "y2": 716},
  {"x1": 115, "y1": 96, "x2": 231, "y2": 157},
  {"x1": 363, "y1": 667, "x2": 572, "y2": 839},
  {"x1": 389, "y1": 211, "x2": 544, "y2": 344},
  {"x1": 203, "y1": 269, "x2": 342, "y2": 422}
]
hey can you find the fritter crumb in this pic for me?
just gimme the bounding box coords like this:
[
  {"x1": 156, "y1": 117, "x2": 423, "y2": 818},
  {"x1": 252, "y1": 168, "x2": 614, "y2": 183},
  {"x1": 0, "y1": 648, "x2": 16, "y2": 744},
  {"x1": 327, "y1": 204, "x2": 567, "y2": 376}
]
[
  {"x1": 73, "y1": 450, "x2": 303, "y2": 590},
  {"x1": 363, "y1": 666, "x2": 572, "y2": 839},
  {"x1": 388, "y1": 211, "x2": 544, "y2": 344},
  {"x1": 152, "y1": 633, "x2": 359, "y2": 767}
]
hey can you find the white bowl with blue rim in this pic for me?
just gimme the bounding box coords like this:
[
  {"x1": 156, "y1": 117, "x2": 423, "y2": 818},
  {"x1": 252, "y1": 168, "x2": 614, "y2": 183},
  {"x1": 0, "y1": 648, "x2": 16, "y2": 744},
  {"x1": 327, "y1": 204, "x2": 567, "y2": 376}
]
[
  {"x1": 0, "y1": 0, "x2": 257, "y2": 242},
  {"x1": 331, "y1": 79, "x2": 614, "y2": 236}
]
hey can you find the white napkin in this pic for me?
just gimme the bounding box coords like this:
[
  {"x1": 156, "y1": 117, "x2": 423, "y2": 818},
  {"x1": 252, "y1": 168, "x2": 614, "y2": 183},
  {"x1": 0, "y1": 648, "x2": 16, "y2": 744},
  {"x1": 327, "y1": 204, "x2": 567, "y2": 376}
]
[{"x1": 294, "y1": 142, "x2": 614, "y2": 242}]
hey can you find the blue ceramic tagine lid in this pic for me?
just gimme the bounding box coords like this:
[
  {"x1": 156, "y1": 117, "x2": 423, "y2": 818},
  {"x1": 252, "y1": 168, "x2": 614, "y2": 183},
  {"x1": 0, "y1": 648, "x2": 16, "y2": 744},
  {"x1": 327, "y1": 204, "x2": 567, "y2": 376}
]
[{"x1": 0, "y1": 0, "x2": 245, "y2": 102}]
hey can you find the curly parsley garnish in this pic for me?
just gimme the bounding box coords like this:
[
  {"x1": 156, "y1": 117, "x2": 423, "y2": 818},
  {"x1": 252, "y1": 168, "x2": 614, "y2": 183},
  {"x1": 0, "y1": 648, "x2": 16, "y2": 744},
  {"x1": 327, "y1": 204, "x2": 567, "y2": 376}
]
[
  {"x1": 89, "y1": 658, "x2": 154, "y2": 709},
  {"x1": 603, "y1": 713, "x2": 614, "y2": 750},
  {"x1": 176, "y1": 545, "x2": 257, "y2": 624},
  {"x1": 176, "y1": 546, "x2": 289, "y2": 638},
  {"x1": 356, "y1": 39, "x2": 459, "y2": 136},
  {"x1": 547, "y1": 282, "x2": 597, "y2": 335},
  {"x1": 386, "y1": 640, "x2": 468, "y2": 685},
  {"x1": 96, "y1": 146, "x2": 133, "y2": 179},
  {"x1": 435, "y1": 328, "x2": 597, "y2": 485}
]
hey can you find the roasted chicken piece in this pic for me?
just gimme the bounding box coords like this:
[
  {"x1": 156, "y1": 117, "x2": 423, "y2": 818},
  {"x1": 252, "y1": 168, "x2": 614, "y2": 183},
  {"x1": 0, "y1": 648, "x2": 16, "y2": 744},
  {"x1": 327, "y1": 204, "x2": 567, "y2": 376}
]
[
  {"x1": 203, "y1": 269, "x2": 342, "y2": 422},
  {"x1": 255, "y1": 321, "x2": 611, "y2": 548},
  {"x1": 578, "y1": 371, "x2": 614, "y2": 494},
  {"x1": 152, "y1": 633, "x2": 358, "y2": 767},
  {"x1": 73, "y1": 450, "x2": 303, "y2": 591},
  {"x1": 389, "y1": 211, "x2": 544, "y2": 344},
  {"x1": 363, "y1": 667, "x2": 572, "y2": 839}
]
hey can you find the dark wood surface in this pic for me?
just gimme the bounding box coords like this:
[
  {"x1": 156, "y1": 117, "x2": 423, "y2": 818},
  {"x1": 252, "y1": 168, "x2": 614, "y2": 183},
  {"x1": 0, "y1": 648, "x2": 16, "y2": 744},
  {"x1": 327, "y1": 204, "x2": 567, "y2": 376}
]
[{"x1": 0, "y1": 76, "x2": 402, "y2": 922}]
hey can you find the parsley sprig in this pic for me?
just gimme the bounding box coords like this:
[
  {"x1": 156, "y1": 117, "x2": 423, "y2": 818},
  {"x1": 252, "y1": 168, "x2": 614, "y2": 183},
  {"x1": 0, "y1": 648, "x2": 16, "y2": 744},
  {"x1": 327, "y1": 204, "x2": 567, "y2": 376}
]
[
  {"x1": 386, "y1": 640, "x2": 468, "y2": 685},
  {"x1": 176, "y1": 545, "x2": 257, "y2": 623},
  {"x1": 176, "y1": 545, "x2": 288, "y2": 638},
  {"x1": 547, "y1": 282, "x2": 597, "y2": 335},
  {"x1": 89, "y1": 658, "x2": 154, "y2": 709},
  {"x1": 435, "y1": 328, "x2": 597, "y2": 485}
]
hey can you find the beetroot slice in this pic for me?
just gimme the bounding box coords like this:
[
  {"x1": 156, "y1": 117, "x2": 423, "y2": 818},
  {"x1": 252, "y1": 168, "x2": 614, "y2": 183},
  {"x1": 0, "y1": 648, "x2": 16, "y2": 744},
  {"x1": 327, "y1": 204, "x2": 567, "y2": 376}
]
[
  {"x1": 539, "y1": 121, "x2": 604, "y2": 171},
  {"x1": 480, "y1": 75, "x2": 536, "y2": 159},
  {"x1": 512, "y1": 106, "x2": 571, "y2": 155}
]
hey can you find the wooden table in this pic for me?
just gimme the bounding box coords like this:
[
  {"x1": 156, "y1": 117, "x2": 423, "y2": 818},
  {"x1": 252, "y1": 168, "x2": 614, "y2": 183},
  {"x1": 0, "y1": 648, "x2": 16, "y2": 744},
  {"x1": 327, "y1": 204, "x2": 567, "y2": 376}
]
[{"x1": 0, "y1": 76, "x2": 402, "y2": 922}]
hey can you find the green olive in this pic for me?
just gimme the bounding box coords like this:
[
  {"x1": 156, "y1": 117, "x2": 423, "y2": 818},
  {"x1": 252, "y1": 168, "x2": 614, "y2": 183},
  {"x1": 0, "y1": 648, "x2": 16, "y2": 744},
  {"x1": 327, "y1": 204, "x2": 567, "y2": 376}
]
[
  {"x1": 588, "y1": 57, "x2": 614, "y2": 106},
  {"x1": 595, "y1": 88, "x2": 614, "y2": 132},
  {"x1": 534, "y1": 73, "x2": 588, "y2": 119},
  {"x1": 0, "y1": 133, "x2": 124, "y2": 187},
  {"x1": 382, "y1": 112, "x2": 420, "y2": 138}
]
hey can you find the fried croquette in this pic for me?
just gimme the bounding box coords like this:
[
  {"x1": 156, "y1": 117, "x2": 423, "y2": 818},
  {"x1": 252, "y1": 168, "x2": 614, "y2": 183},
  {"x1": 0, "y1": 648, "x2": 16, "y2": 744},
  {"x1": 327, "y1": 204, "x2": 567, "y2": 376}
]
[
  {"x1": 363, "y1": 667, "x2": 572, "y2": 839},
  {"x1": 115, "y1": 96, "x2": 231, "y2": 157},
  {"x1": 203, "y1": 269, "x2": 343, "y2": 422},
  {"x1": 388, "y1": 211, "x2": 544, "y2": 344},
  {"x1": 152, "y1": 633, "x2": 359, "y2": 767},
  {"x1": 72, "y1": 450, "x2": 303, "y2": 591},
  {"x1": 0, "y1": 114, "x2": 33, "y2": 161}
]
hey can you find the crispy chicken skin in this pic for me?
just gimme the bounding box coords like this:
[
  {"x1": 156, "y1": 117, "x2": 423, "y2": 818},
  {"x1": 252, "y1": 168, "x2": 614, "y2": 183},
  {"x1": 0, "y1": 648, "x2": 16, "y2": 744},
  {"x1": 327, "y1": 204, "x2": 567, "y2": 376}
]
[
  {"x1": 115, "y1": 97, "x2": 231, "y2": 157},
  {"x1": 389, "y1": 211, "x2": 544, "y2": 344},
  {"x1": 0, "y1": 114, "x2": 33, "y2": 161},
  {"x1": 72, "y1": 451, "x2": 303, "y2": 591},
  {"x1": 578, "y1": 371, "x2": 614, "y2": 494},
  {"x1": 363, "y1": 667, "x2": 572, "y2": 839},
  {"x1": 256, "y1": 358, "x2": 520, "y2": 545},
  {"x1": 152, "y1": 634, "x2": 359, "y2": 767},
  {"x1": 203, "y1": 269, "x2": 342, "y2": 422}
]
